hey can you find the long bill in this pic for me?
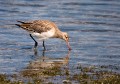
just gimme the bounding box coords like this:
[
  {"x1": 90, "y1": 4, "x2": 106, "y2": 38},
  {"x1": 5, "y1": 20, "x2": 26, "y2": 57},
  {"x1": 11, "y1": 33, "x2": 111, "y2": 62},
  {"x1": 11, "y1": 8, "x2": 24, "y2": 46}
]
[{"x1": 66, "y1": 41, "x2": 72, "y2": 50}]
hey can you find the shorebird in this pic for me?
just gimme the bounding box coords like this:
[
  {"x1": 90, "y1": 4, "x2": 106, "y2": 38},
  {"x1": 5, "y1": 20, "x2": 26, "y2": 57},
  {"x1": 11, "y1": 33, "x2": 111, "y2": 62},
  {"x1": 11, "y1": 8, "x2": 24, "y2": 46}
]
[{"x1": 15, "y1": 20, "x2": 71, "y2": 50}]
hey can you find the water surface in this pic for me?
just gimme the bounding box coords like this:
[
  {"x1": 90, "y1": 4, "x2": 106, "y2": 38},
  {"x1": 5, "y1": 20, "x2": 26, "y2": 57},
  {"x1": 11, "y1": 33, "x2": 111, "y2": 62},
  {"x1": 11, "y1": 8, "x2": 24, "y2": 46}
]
[{"x1": 0, "y1": 0, "x2": 120, "y2": 83}]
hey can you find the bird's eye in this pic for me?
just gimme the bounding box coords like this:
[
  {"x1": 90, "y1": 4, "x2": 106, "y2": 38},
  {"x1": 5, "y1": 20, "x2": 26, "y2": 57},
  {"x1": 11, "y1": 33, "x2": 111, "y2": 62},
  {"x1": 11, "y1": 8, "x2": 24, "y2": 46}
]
[
  {"x1": 65, "y1": 36, "x2": 69, "y2": 40},
  {"x1": 65, "y1": 36, "x2": 68, "y2": 38}
]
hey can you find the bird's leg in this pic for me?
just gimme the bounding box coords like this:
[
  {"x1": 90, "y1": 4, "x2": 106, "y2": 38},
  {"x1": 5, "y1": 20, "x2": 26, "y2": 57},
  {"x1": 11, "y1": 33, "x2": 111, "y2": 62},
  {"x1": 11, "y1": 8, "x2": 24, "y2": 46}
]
[
  {"x1": 43, "y1": 40, "x2": 46, "y2": 50},
  {"x1": 29, "y1": 34, "x2": 38, "y2": 48}
]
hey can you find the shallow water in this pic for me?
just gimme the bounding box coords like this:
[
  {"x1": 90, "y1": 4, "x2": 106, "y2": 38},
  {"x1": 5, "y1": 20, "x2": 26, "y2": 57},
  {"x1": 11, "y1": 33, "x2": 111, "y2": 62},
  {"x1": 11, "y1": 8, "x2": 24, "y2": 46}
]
[{"x1": 0, "y1": 0, "x2": 120, "y2": 83}]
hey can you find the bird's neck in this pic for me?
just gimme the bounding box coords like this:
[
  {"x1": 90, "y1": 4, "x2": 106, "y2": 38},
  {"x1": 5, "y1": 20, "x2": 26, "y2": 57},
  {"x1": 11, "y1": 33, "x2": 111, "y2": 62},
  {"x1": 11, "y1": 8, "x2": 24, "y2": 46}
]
[{"x1": 54, "y1": 30, "x2": 63, "y2": 39}]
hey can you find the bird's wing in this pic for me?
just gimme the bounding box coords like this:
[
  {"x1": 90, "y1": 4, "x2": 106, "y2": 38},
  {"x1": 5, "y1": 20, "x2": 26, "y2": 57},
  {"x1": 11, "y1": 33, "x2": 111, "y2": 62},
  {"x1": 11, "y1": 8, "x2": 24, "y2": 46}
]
[{"x1": 17, "y1": 20, "x2": 57, "y2": 33}]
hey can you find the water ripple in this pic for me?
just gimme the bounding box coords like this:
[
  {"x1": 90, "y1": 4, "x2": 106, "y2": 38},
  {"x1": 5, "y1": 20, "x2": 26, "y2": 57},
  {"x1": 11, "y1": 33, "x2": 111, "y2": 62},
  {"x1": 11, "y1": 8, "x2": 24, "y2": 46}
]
[{"x1": 0, "y1": 0, "x2": 120, "y2": 83}]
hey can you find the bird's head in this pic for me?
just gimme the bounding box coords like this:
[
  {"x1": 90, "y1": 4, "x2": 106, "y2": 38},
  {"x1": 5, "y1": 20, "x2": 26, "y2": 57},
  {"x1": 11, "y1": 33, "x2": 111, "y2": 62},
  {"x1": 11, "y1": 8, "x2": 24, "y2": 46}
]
[
  {"x1": 62, "y1": 32, "x2": 69, "y2": 42},
  {"x1": 62, "y1": 32, "x2": 72, "y2": 50}
]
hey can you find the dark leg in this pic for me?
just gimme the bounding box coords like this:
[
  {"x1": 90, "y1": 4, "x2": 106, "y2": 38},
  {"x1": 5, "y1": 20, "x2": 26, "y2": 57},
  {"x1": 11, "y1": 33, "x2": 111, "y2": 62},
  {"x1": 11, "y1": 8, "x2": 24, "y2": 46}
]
[
  {"x1": 29, "y1": 34, "x2": 38, "y2": 48},
  {"x1": 43, "y1": 40, "x2": 46, "y2": 50}
]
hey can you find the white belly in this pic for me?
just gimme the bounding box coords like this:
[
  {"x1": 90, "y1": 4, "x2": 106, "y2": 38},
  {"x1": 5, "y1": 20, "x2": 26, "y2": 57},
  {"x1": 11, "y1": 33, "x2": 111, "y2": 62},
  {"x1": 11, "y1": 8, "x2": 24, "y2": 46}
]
[{"x1": 31, "y1": 29, "x2": 55, "y2": 40}]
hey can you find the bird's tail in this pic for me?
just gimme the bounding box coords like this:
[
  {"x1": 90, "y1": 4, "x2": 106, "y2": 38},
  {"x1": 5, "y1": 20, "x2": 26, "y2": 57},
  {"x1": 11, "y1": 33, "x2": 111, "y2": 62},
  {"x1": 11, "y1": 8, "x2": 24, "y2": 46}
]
[
  {"x1": 15, "y1": 24, "x2": 21, "y2": 27},
  {"x1": 15, "y1": 20, "x2": 25, "y2": 27},
  {"x1": 17, "y1": 20, "x2": 25, "y2": 23}
]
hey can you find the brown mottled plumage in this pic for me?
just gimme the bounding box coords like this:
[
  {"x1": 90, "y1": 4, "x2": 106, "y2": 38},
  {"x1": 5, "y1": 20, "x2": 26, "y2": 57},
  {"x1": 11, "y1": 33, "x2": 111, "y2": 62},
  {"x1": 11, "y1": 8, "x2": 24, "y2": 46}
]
[
  {"x1": 17, "y1": 20, "x2": 54, "y2": 33},
  {"x1": 16, "y1": 20, "x2": 71, "y2": 50}
]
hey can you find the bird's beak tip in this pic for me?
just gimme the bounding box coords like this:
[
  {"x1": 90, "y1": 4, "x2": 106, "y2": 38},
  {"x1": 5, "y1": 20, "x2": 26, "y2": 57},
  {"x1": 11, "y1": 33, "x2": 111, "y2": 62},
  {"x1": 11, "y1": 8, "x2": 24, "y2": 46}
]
[{"x1": 68, "y1": 48, "x2": 72, "y2": 51}]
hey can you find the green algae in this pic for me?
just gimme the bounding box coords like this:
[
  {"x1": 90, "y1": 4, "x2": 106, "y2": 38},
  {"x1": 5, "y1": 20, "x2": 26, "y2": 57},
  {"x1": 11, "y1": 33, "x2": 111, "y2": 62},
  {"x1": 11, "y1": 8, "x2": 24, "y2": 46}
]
[{"x1": 0, "y1": 65, "x2": 120, "y2": 84}]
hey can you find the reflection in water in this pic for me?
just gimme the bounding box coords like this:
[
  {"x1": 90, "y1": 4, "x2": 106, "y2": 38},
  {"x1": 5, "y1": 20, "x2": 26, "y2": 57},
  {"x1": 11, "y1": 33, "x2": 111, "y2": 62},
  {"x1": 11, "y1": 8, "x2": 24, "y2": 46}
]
[
  {"x1": 21, "y1": 49, "x2": 71, "y2": 82},
  {"x1": 30, "y1": 49, "x2": 70, "y2": 69},
  {"x1": 0, "y1": 0, "x2": 120, "y2": 83}
]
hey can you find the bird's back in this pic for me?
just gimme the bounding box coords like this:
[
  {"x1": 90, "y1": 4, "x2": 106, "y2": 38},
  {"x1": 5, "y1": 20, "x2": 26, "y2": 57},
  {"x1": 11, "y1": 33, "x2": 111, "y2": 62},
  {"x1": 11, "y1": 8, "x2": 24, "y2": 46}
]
[{"x1": 16, "y1": 20, "x2": 59, "y2": 34}]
